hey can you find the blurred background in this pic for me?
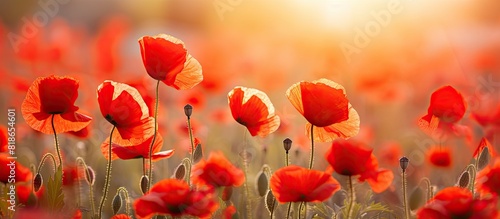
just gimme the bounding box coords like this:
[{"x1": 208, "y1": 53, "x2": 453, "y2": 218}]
[{"x1": 1, "y1": 0, "x2": 500, "y2": 217}]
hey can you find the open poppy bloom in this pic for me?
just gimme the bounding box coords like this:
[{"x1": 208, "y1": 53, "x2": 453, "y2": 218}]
[
  {"x1": 228, "y1": 86, "x2": 280, "y2": 137},
  {"x1": 139, "y1": 34, "x2": 203, "y2": 90},
  {"x1": 417, "y1": 187, "x2": 498, "y2": 219},
  {"x1": 0, "y1": 126, "x2": 7, "y2": 152},
  {"x1": 286, "y1": 78, "x2": 360, "y2": 142},
  {"x1": 477, "y1": 158, "x2": 500, "y2": 196},
  {"x1": 0, "y1": 153, "x2": 32, "y2": 184},
  {"x1": 111, "y1": 214, "x2": 132, "y2": 219},
  {"x1": 270, "y1": 165, "x2": 340, "y2": 203},
  {"x1": 418, "y1": 86, "x2": 467, "y2": 138},
  {"x1": 325, "y1": 139, "x2": 393, "y2": 193},
  {"x1": 97, "y1": 80, "x2": 155, "y2": 146},
  {"x1": 100, "y1": 133, "x2": 174, "y2": 161},
  {"x1": 133, "y1": 179, "x2": 218, "y2": 219},
  {"x1": 191, "y1": 151, "x2": 245, "y2": 188},
  {"x1": 21, "y1": 75, "x2": 92, "y2": 134},
  {"x1": 223, "y1": 205, "x2": 237, "y2": 219},
  {"x1": 427, "y1": 146, "x2": 452, "y2": 168}
]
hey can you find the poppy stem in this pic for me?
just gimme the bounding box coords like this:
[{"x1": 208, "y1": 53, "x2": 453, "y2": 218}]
[
  {"x1": 285, "y1": 151, "x2": 289, "y2": 166},
  {"x1": 419, "y1": 177, "x2": 432, "y2": 201},
  {"x1": 309, "y1": 125, "x2": 314, "y2": 169},
  {"x1": 36, "y1": 153, "x2": 57, "y2": 175},
  {"x1": 98, "y1": 125, "x2": 116, "y2": 218},
  {"x1": 346, "y1": 176, "x2": 355, "y2": 219},
  {"x1": 51, "y1": 114, "x2": 63, "y2": 168},
  {"x1": 147, "y1": 80, "x2": 161, "y2": 192},
  {"x1": 187, "y1": 113, "x2": 195, "y2": 163},
  {"x1": 76, "y1": 157, "x2": 95, "y2": 216},
  {"x1": 286, "y1": 202, "x2": 292, "y2": 219},
  {"x1": 402, "y1": 170, "x2": 410, "y2": 219},
  {"x1": 466, "y1": 164, "x2": 477, "y2": 196}
]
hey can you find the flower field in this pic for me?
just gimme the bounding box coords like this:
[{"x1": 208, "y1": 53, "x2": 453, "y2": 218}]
[{"x1": 0, "y1": 0, "x2": 500, "y2": 218}]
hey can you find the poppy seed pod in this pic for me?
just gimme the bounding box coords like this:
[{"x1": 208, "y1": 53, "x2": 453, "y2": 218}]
[
  {"x1": 400, "y1": 157, "x2": 409, "y2": 172},
  {"x1": 283, "y1": 138, "x2": 292, "y2": 152},
  {"x1": 184, "y1": 104, "x2": 193, "y2": 118}
]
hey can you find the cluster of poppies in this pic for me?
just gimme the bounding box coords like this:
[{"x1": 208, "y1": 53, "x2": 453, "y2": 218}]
[{"x1": 1, "y1": 32, "x2": 499, "y2": 219}]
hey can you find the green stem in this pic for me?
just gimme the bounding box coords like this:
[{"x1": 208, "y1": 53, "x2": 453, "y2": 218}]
[
  {"x1": 309, "y1": 125, "x2": 314, "y2": 169},
  {"x1": 402, "y1": 171, "x2": 410, "y2": 219},
  {"x1": 98, "y1": 126, "x2": 116, "y2": 218},
  {"x1": 147, "y1": 80, "x2": 160, "y2": 192},
  {"x1": 285, "y1": 151, "x2": 289, "y2": 166},
  {"x1": 346, "y1": 176, "x2": 355, "y2": 219},
  {"x1": 37, "y1": 153, "x2": 57, "y2": 174},
  {"x1": 467, "y1": 164, "x2": 477, "y2": 196},
  {"x1": 187, "y1": 116, "x2": 195, "y2": 163},
  {"x1": 51, "y1": 114, "x2": 63, "y2": 168},
  {"x1": 286, "y1": 202, "x2": 292, "y2": 219}
]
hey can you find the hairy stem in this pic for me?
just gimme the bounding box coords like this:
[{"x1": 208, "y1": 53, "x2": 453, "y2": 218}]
[
  {"x1": 402, "y1": 171, "x2": 410, "y2": 219},
  {"x1": 187, "y1": 115, "x2": 195, "y2": 163},
  {"x1": 51, "y1": 115, "x2": 62, "y2": 168},
  {"x1": 346, "y1": 176, "x2": 355, "y2": 219},
  {"x1": 286, "y1": 202, "x2": 292, "y2": 219},
  {"x1": 147, "y1": 80, "x2": 160, "y2": 192},
  {"x1": 309, "y1": 125, "x2": 314, "y2": 169},
  {"x1": 98, "y1": 126, "x2": 116, "y2": 218}
]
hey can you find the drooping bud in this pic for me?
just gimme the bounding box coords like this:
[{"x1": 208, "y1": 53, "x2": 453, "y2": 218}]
[
  {"x1": 193, "y1": 144, "x2": 203, "y2": 163},
  {"x1": 256, "y1": 170, "x2": 268, "y2": 197},
  {"x1": 409, "y1": 187, "x2": 424, "y2": 211},
  {"x1": 265, "y1": 190, "x2": 277, "y2": 215},
  {"x1": 458, "y1": 170, "x2": 470, "y2": 188},
  {"x1": 140, "y1": 175, "x2": 149, "y2": 194},
  {"x1": 184, "y1": 104, "x2": 193, "y2": 118},
  {"x1": 283, "y1": 138, "x2": 292, "y2": 152},
  {"x1": 85, "y1": 166, "x2": 95, "y2": 186},
  {"x1": 174, "y1": 164, "x2": 186, "y2": 180},
  {"x1": 477, "y1": 147, "x2": 490, "y2": 170},
  {"x1": 33, "y1": 173, "x2": 43, "y2": 192},
  {"x1": 400, "y1": 156, "x2": 409, "y2": 172},
  {"x1": 111, "y1": 193, "x2": 122, "y2": 215}
]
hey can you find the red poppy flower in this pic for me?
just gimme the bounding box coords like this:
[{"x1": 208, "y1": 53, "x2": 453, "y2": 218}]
[
  {"x1": 286, "y1": 78, "x2": 360, "y2": 142},
  {"x1": 21, "y1": 75, "x2": 92, "y2": 134},
  {"x1": 223, "y1": 205, "x2": 237, "y2": 219},
  {"x1": 191, "y1": 151, "x2": 245, "y2": 188},
  {"x1": 139, "y1": 34, "x2": 203, "y2": 90},
  {"x1": 100, "y1": 133, "x2": 174, "y2": 161},
  {"x1": 418, "y1": 86, "x2": 466, "y2": 137},
  {"x1": 0, "y1": 125, "x2": 7, "y2": 152},
  {"x1": 17, "y1": 182, "x2": 44, "y2": 205},
  {"x1": 133, "y1": 179, "x2": 218, "y2": 219},
  {"x1": 228, "y1": 86, "x2": 280, "y2": 137},
  {"x1": 63, "y1": 165, "x2": 79, "y2": 186},
  {"x1": 270, "y1": 165, "x2": 340, "y2": 203},
  {"x1": 67, "y1": 125, "x2": 90, "y2": 139},
  {"x1": 0, "y1": 153, "x2": 32, "y2": 184},
  {"x1": 325, "y1": 139, "x2": 394, "y2": 193},
  {"x1": 417, "y1": 187, "x2": 499, "y2": 219},
  {"x1": 477, "y1": 158, "x2": 500, "y2": 196},
  {"x1": 427, "y1": 146, "x2": 452, "y2": 168},
  {"x1": 111, "y1": 214, "x2": 132, "y2": 219},
  {"x1": 97, "y1": 80, "x2": 155, "y2": 146}
]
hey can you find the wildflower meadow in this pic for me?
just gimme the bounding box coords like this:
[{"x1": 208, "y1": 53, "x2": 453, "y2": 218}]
[{"x1": 0, "y1": 1, "x2": 500, "y2": 218}]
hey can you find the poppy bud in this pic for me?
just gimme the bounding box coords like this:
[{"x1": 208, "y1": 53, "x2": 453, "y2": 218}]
[
  {"x1": 256, "y1": 170, "x2": 268, "y2": 197},
  {"x1": 112, "y1": 193, "x2": 122, "y2": 215},
  {"x1": 184, "y1": 104, "x2": 193, "y2": 118},
  {"x1": 222, "y1": 186, "x2": 233, "y2": 201},
  {"x1": 283, "y1": 138, "x2": 292, "y2": 152},
  {"x1": 140, "y1": 175, "x2": 149, "y2": 194},
  {"x1": 457, "y1": 171, "x2": 470, "y2": 188},
  {"x1": 33, "y1": 173, "x2": 43, "y2": 192},
  {"x1": 265, "y1": 190, "x2": 277, "y2": 215},
  {"x1": 477, "y1": 147, "x2": 490, "y2": 170},
  {"x1": 175, "y1": 164, "x2": 186, "y2": 180},
  {"x1": 400, "y1": 156, "x2": 409, "y2": 172},
  {"x1": 193, "y1": 144, "x2": 203, "y2": 163},
  {"x1": 85, "y1": 166, "x2": 95, "y2": 186},
  {"x1": 409, "y1": 187, "x2": 424, "y2": 210}
]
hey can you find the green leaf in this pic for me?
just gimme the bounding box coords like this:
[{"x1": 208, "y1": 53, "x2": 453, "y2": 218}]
[{"x1": 44, "y1": 165, "x2": 65, "y2": 211}]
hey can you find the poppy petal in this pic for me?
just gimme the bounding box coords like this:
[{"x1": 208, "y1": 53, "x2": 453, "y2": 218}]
[
  {"x1": 306, "y1": 104, "x2": 360, "y2": 142},
  {"x1": 228, "y1": 86, "x2": 280, "y2": 137},
  {"x1": 362, "y1": 169, "x2": 394, "y2": 193}
]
